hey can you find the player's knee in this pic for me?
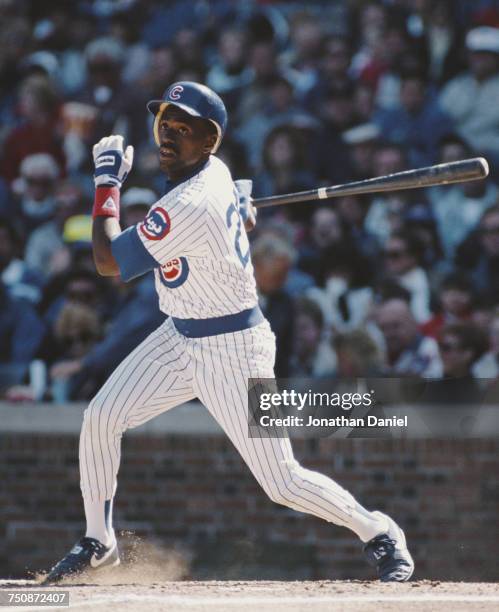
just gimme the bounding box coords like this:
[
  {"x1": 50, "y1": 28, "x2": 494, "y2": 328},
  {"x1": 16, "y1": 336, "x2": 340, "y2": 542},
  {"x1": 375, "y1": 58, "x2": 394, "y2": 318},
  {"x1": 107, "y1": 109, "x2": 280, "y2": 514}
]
[
  {"x1": 265, "y1": 487, "x2": 291, "y2": 507},
  {"x1": 85, "y1": 391, "x2": 130, "y2": 438},
  {"x1": 261, "y1": 459, "x2": 303, "y2": 508},
  {"x1": 82, "y1": 398, "x2": 101, "y2": 435},
  {"x1": 83, "y1": 394, "x2": 113, "y2": 436}
]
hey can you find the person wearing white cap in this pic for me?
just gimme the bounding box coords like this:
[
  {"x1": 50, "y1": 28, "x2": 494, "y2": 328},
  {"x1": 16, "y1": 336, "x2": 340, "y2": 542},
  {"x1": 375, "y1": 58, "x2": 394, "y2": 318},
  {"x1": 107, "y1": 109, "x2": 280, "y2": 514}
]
[
  {"x1": 120, "y1": 187, "x2": 157, "y2": 228},
  {"x1": 439, "y1": 26, "x2": 499, "y2": 160},
  {"x1": 15, "y1": 153, "x2": 60, "y2": 237}
]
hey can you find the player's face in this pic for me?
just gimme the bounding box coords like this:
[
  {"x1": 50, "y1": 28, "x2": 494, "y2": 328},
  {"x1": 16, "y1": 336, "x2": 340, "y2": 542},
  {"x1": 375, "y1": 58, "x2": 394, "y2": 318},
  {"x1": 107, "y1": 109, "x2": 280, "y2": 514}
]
[{"x1": 157, "y1": 106, "x2": 217, "y2": 178}]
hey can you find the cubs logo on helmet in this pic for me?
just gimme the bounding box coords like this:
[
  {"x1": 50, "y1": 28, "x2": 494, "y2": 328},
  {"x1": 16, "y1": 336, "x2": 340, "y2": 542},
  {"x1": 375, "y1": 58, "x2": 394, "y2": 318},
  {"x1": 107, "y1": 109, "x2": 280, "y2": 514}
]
[
  {"x1": 168, "y1": 85, "x2": 184, "y2": 100},
  {"x1": 140, "y1": 207, "x2": 171, "y2": 240},
  {"x1": 158, "y1": 256, "x2": 189, "y2": 288}
]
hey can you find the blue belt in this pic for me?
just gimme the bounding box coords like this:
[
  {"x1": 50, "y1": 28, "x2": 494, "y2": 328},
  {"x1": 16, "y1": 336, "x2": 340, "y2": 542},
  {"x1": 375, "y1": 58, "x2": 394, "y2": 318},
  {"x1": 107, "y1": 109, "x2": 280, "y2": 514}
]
[{"x1": 172, "y1": 306, "x2": 264, "y2": 338}]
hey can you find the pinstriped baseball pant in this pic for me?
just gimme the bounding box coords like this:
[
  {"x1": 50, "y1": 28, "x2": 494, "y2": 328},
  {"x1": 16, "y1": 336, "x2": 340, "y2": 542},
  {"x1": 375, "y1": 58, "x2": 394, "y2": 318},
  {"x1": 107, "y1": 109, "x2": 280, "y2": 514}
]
[{"x1": 80, "y1": 317, "x2": 375, "y2": 539}]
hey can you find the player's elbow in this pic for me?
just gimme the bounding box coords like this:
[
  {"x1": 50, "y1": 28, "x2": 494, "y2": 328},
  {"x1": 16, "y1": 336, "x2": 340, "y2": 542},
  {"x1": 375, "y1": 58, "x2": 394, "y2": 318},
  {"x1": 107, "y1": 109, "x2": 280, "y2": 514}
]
[
  {"x1": 94, "y1": 255, "x2": 120, "y2": 277},
  {"x1": 96, "y1": 265, "x2": 120, "y2": 277}
]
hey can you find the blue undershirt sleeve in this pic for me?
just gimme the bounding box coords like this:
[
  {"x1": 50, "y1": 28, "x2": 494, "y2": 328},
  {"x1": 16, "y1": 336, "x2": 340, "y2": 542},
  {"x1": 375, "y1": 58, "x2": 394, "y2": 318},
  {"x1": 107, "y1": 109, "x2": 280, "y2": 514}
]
[{"x1": 111, "y1": 226, "x2": 159, "y2": 282}]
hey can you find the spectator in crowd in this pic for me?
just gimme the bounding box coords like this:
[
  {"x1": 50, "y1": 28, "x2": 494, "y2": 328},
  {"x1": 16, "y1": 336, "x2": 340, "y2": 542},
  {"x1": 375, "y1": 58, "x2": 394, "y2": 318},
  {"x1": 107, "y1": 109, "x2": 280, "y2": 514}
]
[
  {"x1": 307, "y1": 242, "x2": 374, "y2": 333},
  {"x1": 402, "y1": 203, "x2": 445, "y2": 276},
  {"x1": 108, "y1": 11, "x2": 151, "y2": 87},
  {"x1": 298, "y1": 206, "x2": 346, "y2": 282},
  {"x1": 364, "y1": 141, "x2": 411, "y2": 244},
  {"x1": 335, "y1": 194, "x2": 379, "y2": 260},
  {"x1": 0, "y1": 218, "x2": 42, "y2": 304},
  {"x1": 140, "y1": 45, "x2": 176, "y2": 104},
  {"x1": 353, "y1": 82, "x2": 376, "y2": 125},
  {"x1": 471, "y1": 295, "x2": 496, "y2": 331},
  {"x1": 252, "y1": 233, "x2": 295, "y2": 377},
  {"x1": 281, "y1": 13, "x2": 325, "y2": 95},
  {"x1": 460, "y1": 205, "x2": 499, "y2": 303},
  {"x1": 253, "y1": 125, "x2": 316, "y2": 221},
  {"x1": 473, "y1": 308, "x2": 499, "y2": 378},
  {"x1": 237, "y1": 41, "x2": 281, "y2": 124},
  {"x1": 0, "y1": 11, "x2": 32, "y2": 123},
  {"x1": 428, "y1": 134, "x2": 498, "y2": 258},
  {"x1": 120, "y1": 187, "x2": 156, "y2": 228},
  {"x1": 24, "y1": 180, "x2": 86, "y2": 280},
  {"x1": 50, "y1": 301, "x2": 103, "y2": 402},
  {"x1": 412, "y1": 0, "x2": 466, "y2": 85},
  {"x1": 422, "y1": 274, "x2": 474, "y2": 339},
  {"x1": 374, "y1": 296, "x2": 442, "y2": 378},
  {"x1": 139, "y1": 0, "x2": 204, "y2": 49},
  {"x1": 130, "y1": 140, "x2": 166, "y2": 197},
  {"x1": 288, "y1": 297, "x2": 336, "y2": 377},
  {"x1": 311, "y1": 82, "x2": 357, "y2": 184},
  {"x1": 350, "y1": 1, "x2": 388, "y2": 89},
  {"x1": 206, "y1": 28, "x2": 252, "y2": 109},
  {"x1": 424, "y1": 322, "x2": 487, "y2": 403},
  {"x1": 438, "y1": 322, "x2": 487, "y2": 378},
  {"x1": 374, "y1": 68, "x2": 453, "y2": 167},
  {"x1": 217, "y1": 137, "x2": 252, "y2": 184},
  {"x1": 236, "y1": 75, "x2": 317, "y2": 169},
  {"x1": 77, "y1": 36, "x2": 143, "y2": 148},
  {"x1": 305, "y1": 36, "x2": 353, "y2": 116},
  {"x1": 333, "y1": 329, "x2": 385, "y2": 377},
  {"x1": 42, "y1": 268, "x2": 109, "y2": 335},
  {"x1": 0, "y1": 280, "x2": 45, "y2": 393},
  {"x1": 10, "y1": 153, "x2": 60, "y2": 239},
  {"x1": 380, "y1": 229, "x2": 432, "y2": 323},
  {"x1": 45, "y1": 10, "x2": 96, "y2": 96},
  {"x1": 171, "y1": 28, "x2": 205, "y2": 79},
  {"x1": 0, "y1": 75, "x2": 65, "y2": 184},
  {"x1": 357, "y1": 5, "x2": 416, "y2": 105},
  {"x1": 50, "y1": 272, "x2": 165, "y2": 400},
  {"x1": 253, "y1": 219, "x2": 315, "y2": 298},
  {"x1": 439, "y1": 26, "x2": 499, "y2": 165},
  {"x1": 342, "y1": 122, "x2": 380, "y2": 181}
]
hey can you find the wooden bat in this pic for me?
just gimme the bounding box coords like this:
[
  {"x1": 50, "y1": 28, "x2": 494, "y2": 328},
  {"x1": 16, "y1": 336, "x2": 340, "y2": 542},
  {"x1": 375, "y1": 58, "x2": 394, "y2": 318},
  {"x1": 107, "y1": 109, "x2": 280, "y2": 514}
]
[{"x1": 253, "y1": 157, "x2": 489, "y2": 209}]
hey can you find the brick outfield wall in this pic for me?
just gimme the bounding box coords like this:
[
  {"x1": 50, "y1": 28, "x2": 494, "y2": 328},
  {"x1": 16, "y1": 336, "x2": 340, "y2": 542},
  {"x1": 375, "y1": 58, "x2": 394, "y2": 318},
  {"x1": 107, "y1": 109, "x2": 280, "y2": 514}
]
[{"x1": 1, "y1": 433, "x2": 498, "y2": 581}]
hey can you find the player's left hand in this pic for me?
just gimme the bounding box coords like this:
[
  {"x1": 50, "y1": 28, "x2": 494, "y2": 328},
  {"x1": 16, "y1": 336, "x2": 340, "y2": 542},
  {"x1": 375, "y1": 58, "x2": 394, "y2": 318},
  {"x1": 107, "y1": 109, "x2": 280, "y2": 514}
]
[
  {"x1": 235, "y1": 179, "x2": 257, "y2": 233},
  {"x1": 93, "y1": 135, "x2": 134, "y2": 189}
]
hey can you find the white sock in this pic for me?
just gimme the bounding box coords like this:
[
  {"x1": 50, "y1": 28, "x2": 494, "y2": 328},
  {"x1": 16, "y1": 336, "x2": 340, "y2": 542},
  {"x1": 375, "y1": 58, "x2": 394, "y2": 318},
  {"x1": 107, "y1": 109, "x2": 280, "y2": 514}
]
[
  {"x1": 349, "y1": 503, "x2": 389, "y2": 543},
  {"x1": 83, "y1": 497, "x2": 116, "y2": 547}
]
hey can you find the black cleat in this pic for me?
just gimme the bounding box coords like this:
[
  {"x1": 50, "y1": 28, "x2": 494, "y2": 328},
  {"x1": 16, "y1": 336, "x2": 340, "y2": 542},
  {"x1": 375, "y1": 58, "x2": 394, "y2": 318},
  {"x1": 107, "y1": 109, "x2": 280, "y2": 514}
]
[
  {"x1": 363, "y1": 512, "x2": 415, "y2": 582},
  {"x1": 42, "y1": 537, "x2": 120, "y2": 584}
]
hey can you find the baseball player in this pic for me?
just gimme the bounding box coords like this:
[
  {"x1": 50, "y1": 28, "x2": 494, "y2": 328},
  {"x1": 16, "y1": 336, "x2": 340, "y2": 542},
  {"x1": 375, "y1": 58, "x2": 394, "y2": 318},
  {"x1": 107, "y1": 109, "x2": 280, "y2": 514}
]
[{"x1": 44, "y1": 82, "x2": 414, "y2": 583}]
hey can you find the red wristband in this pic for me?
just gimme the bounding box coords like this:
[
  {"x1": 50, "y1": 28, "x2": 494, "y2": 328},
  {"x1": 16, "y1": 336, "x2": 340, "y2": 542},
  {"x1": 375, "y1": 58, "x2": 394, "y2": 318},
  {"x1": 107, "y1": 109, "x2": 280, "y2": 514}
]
[{"x1": 92, "y1": 186, "x2": 120, "y2": 220}]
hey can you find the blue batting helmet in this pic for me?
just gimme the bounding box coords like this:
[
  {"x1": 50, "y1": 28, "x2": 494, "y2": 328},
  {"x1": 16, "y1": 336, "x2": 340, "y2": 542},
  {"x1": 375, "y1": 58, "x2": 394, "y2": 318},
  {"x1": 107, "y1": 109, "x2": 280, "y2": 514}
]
[{"x1": 147, "y1": 81, "x2": 228, "y2": 152}]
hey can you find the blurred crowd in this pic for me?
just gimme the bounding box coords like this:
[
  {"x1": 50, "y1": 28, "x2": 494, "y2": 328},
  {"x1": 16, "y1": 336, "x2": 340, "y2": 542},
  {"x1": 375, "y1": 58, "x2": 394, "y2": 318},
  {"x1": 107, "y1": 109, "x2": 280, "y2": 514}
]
[{"x1": 1, "y1": 0, "x2": 499, "y2": 402}]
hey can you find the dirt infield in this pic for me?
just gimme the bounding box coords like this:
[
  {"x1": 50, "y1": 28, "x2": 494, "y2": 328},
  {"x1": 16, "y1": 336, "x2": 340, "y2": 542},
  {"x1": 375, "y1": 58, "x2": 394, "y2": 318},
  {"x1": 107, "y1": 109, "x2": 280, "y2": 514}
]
[{"x1": 2, "y1": 579, "x2": 499, "y2": 611}]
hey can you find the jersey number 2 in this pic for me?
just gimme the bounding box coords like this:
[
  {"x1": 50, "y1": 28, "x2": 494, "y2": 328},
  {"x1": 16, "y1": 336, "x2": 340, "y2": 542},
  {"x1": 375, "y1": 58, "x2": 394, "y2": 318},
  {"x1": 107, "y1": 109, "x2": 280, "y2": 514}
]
[{"x1": 226, "y1": 202, "x2": 250, "y2": 268}]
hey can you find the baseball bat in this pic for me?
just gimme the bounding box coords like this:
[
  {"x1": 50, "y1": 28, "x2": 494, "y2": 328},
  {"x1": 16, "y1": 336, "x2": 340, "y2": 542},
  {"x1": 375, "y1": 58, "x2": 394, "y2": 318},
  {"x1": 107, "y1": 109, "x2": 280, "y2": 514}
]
[{"x1": 253, "y1": 157, "x2": 489, "y2": 209}]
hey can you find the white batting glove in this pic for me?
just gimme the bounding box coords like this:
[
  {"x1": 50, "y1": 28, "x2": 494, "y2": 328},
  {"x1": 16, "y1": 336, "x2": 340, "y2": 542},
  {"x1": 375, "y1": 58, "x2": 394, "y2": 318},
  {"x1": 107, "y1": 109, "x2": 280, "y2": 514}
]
[{"x1": 92, "y1": 135, "x2": 134, "y2": 189}]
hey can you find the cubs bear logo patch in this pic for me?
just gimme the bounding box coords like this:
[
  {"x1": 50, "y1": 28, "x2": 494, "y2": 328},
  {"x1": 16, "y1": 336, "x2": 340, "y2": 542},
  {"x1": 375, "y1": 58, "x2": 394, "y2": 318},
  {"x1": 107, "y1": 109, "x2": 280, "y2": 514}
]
[
  {"x1": 140, "y1": 207, "x2": 171, "y2": 240},
  {"x1": 158, "y1": 256, "x2": 189, "y2": 288}
]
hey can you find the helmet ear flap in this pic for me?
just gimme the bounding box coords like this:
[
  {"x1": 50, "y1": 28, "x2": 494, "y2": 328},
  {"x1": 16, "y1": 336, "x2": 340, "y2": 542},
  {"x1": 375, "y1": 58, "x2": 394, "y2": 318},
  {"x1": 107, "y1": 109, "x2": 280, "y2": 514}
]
[
  {"x1": 209, "y1": 119, "x2": 223, "y2": 153},
  {"x1": 153, "y1": 103, "x2": 168, "y2": 146}
]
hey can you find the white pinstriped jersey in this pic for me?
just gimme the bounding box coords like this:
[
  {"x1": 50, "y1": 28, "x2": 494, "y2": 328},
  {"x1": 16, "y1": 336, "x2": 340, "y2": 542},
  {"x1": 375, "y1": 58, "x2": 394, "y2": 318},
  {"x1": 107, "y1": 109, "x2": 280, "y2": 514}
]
[{"x1": 136, "y1": 156, "x2": 258, "y2": 319}]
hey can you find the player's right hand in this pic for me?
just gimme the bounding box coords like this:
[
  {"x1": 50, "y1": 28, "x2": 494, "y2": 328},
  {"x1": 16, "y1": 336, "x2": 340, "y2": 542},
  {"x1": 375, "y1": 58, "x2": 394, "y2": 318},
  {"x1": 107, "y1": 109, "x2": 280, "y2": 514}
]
[
  {"x1": 93, "y1": 135, "x2": 134, "y2": 189},
  {"x1": 235, "y1": 179, "x2": 257, "y2": 233}
]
